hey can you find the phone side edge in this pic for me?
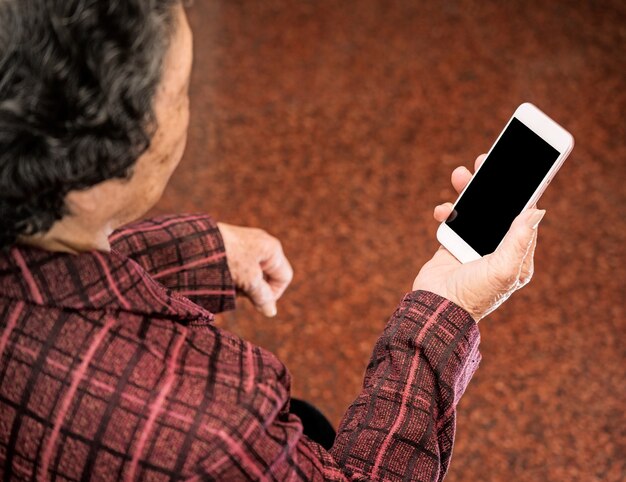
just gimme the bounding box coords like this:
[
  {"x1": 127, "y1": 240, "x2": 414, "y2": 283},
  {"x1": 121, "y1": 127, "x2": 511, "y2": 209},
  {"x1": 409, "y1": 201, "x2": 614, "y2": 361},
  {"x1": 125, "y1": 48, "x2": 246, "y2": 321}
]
[{"x1": 524, "y1": 142, "x2": 575, "y2": 209}]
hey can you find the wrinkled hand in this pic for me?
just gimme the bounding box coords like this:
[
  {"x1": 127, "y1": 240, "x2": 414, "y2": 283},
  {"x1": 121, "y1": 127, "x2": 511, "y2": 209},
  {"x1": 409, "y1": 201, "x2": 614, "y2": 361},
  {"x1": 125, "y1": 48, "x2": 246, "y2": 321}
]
[
  {"x1": 217, "y1": 223, "x2": 293, "y2": 317},
  {"x1": 413, "y1": 155, "x2": 545, "y2": 321}
]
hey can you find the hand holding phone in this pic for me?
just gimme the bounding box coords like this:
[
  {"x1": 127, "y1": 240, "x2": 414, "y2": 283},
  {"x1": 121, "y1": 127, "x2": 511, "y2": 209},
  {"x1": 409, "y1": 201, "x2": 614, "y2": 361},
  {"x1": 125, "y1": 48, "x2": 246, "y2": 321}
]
[
  {"x1": 437, "y1": 103, "x2": 574, "y2": 263},
  {"x1": 413, "y1": 103, "x2": 574, "y2": 320},
  {"x1": 414, "y1": 160, "x2": 544, "y2": 321}
]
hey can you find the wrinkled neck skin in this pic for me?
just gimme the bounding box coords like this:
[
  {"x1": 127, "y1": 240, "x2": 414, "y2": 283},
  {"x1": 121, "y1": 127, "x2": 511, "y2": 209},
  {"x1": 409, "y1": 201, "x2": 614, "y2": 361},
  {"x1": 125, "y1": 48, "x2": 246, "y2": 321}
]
[
  {"x1": 19, "y1": 173, "x2": 133, "y2": 255},
  {"x1": 20, "y1": 214, "x2": 115, "y2": 254}
]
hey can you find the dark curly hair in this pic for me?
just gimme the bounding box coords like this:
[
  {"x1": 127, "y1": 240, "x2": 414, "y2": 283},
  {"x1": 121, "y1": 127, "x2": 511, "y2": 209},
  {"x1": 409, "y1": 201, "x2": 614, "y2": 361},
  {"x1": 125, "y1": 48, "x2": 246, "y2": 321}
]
[{"x1": 0, "y1": 0, "x2": 180, "y2": 249}]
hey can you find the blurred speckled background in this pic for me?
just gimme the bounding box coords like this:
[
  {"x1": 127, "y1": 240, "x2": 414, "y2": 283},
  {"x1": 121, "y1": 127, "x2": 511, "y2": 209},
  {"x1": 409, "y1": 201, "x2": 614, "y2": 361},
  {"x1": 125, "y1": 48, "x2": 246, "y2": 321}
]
[{"x1": 152, "y1": 1, "x2": 626, "y2": 480}]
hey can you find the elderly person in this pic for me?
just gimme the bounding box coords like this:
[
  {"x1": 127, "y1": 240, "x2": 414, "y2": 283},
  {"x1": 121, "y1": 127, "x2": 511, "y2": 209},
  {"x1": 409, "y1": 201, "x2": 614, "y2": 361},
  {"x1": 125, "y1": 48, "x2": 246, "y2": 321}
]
[{"x1": 0, "y1": 1, "x2": 544, "y2": 480}]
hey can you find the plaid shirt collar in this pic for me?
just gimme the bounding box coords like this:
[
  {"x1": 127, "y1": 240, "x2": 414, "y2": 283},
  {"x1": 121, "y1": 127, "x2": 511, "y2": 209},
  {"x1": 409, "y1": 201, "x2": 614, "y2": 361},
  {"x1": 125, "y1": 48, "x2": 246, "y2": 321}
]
[{"x1": 0, "y1": 244, "x2": 214, "y2": 324}]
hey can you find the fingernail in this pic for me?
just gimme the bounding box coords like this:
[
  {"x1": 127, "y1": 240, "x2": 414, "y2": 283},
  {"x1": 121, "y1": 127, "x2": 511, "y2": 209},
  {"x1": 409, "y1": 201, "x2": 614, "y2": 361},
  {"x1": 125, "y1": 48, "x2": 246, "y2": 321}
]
[
  {"x1": 526, "y1": 209, "x2": 546, "y2": 229},
  {"x1": 263, "y1": 304, "x2": 277, "y2": 317}
]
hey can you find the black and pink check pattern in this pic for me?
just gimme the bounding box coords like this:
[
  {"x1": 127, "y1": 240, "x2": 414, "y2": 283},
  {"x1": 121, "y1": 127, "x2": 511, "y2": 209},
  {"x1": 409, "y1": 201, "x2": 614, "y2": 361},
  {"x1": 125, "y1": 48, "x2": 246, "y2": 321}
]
[{"x1": 0, "y1": 214, "x2": 480, "y2": 481}]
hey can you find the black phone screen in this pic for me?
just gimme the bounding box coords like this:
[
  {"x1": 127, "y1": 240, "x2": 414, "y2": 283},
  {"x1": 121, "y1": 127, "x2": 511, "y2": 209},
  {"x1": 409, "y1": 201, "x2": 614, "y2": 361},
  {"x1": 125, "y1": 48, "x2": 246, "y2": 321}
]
[{"x1": 446, "y1": 118, "x2": 560, "y2": 256}]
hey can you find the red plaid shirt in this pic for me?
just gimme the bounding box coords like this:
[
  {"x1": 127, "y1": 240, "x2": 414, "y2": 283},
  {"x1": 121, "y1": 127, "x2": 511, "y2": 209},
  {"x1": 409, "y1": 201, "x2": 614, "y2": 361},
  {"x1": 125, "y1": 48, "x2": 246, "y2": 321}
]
[{"x1": 0, "y1": 214, "x2": 481, "y2": 481}]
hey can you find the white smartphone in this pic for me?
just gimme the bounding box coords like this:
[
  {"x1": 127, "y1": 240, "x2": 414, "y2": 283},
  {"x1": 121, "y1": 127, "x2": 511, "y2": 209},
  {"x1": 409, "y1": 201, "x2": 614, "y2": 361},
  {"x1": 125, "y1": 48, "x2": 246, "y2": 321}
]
[{"x1": 437, "y1": 103, "x2": 574, "y2": 263}]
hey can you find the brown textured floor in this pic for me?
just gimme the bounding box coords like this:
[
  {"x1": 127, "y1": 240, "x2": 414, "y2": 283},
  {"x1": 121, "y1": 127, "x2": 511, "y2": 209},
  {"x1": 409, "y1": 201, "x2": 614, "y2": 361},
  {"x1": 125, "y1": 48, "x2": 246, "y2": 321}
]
[{"x1": 152, "y1": 1, "x2": 626, "y2": 480}]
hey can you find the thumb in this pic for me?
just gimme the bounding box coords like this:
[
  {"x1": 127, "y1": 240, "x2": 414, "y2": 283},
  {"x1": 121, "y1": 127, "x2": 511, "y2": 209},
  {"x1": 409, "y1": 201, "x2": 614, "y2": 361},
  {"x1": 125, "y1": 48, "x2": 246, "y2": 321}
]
[
  {"x1": 247, "y1": 274, "x2": 278, "y2": 317},
  {"x1": 491, "y1": 209, "x2": 545, "y2": 279}
]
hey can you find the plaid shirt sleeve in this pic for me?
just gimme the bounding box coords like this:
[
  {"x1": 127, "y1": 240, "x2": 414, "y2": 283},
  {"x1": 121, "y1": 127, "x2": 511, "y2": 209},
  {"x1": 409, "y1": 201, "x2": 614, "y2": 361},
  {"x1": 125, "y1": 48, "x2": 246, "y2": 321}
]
[
  {"x1": 109, "y1": 214, "x2": 236, "y2": 313},
  {"x1": 184, "y1": 291, "x2": 480, "y2": 481},
  {"x1": 327, "y1": 291, "x2": 481, "y2": 481}
]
